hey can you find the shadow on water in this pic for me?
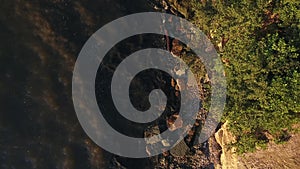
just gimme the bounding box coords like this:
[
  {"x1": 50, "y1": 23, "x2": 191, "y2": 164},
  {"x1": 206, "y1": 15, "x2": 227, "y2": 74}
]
[{"x1": 0, "y1": 0, "x2": 163, "y2": 168}]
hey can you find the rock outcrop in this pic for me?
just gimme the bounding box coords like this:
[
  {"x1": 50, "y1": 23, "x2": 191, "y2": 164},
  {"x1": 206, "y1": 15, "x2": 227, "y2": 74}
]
[
  {"x1": 214, "y1": 121, "x2": 238, "y2": 169},
  {"x1": 214, "y1": 121, "x2": 300, "y2": 169}
]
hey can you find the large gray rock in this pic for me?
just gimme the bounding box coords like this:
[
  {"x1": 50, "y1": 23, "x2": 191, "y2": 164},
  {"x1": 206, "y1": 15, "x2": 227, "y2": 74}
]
[{"x1": 170, "y1": 140, "x2": 189, "y2": 157}]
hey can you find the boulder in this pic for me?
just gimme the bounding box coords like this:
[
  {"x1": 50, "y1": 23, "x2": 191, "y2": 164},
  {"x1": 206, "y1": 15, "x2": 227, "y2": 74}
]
[{"x1": 170, "y1": 140, "x2": 189, "y2": 157}]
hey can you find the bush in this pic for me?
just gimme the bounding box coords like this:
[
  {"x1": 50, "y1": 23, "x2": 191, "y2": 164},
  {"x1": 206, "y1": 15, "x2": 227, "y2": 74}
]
[{"x1": 190, "y1": 0, "x2": 300, "y2": 153}]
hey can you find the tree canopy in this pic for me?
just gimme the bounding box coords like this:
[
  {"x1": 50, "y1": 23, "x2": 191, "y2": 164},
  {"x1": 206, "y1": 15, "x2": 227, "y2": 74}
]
[{"x1": 190, "y1": 0, "x2": 300, "y2": 153}]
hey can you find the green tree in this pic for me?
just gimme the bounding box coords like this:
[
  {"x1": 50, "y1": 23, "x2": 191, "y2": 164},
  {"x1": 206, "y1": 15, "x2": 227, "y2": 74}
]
[{"x1": 190, "y1": 0, "x2": 300, "y2": 153}]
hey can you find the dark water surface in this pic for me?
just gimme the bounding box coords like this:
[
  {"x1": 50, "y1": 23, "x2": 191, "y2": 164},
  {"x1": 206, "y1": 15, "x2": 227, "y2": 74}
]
[{"x1": 0, "y1": 0, "x2": 161, "y2": 168}]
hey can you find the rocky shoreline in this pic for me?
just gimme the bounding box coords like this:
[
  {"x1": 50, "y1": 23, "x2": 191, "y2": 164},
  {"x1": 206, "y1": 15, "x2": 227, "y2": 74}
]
[
  {"x1": 105, "y1": 1, "x2": 225, "y2": 168},
  {"x1": 153, "y1": 1, "x2": 223, "y2": 169}
]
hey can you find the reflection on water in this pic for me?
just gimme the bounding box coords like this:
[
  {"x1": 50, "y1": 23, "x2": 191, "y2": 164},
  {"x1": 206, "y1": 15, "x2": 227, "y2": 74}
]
[{"x1": 0, "y1": 0, "x2": 158, "y2": 168}]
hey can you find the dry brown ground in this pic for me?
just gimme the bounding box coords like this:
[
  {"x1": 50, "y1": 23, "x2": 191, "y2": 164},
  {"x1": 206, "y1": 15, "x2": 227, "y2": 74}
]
[{"x1": 238, "y1": 132, "x2": 300, "y2": 169}]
